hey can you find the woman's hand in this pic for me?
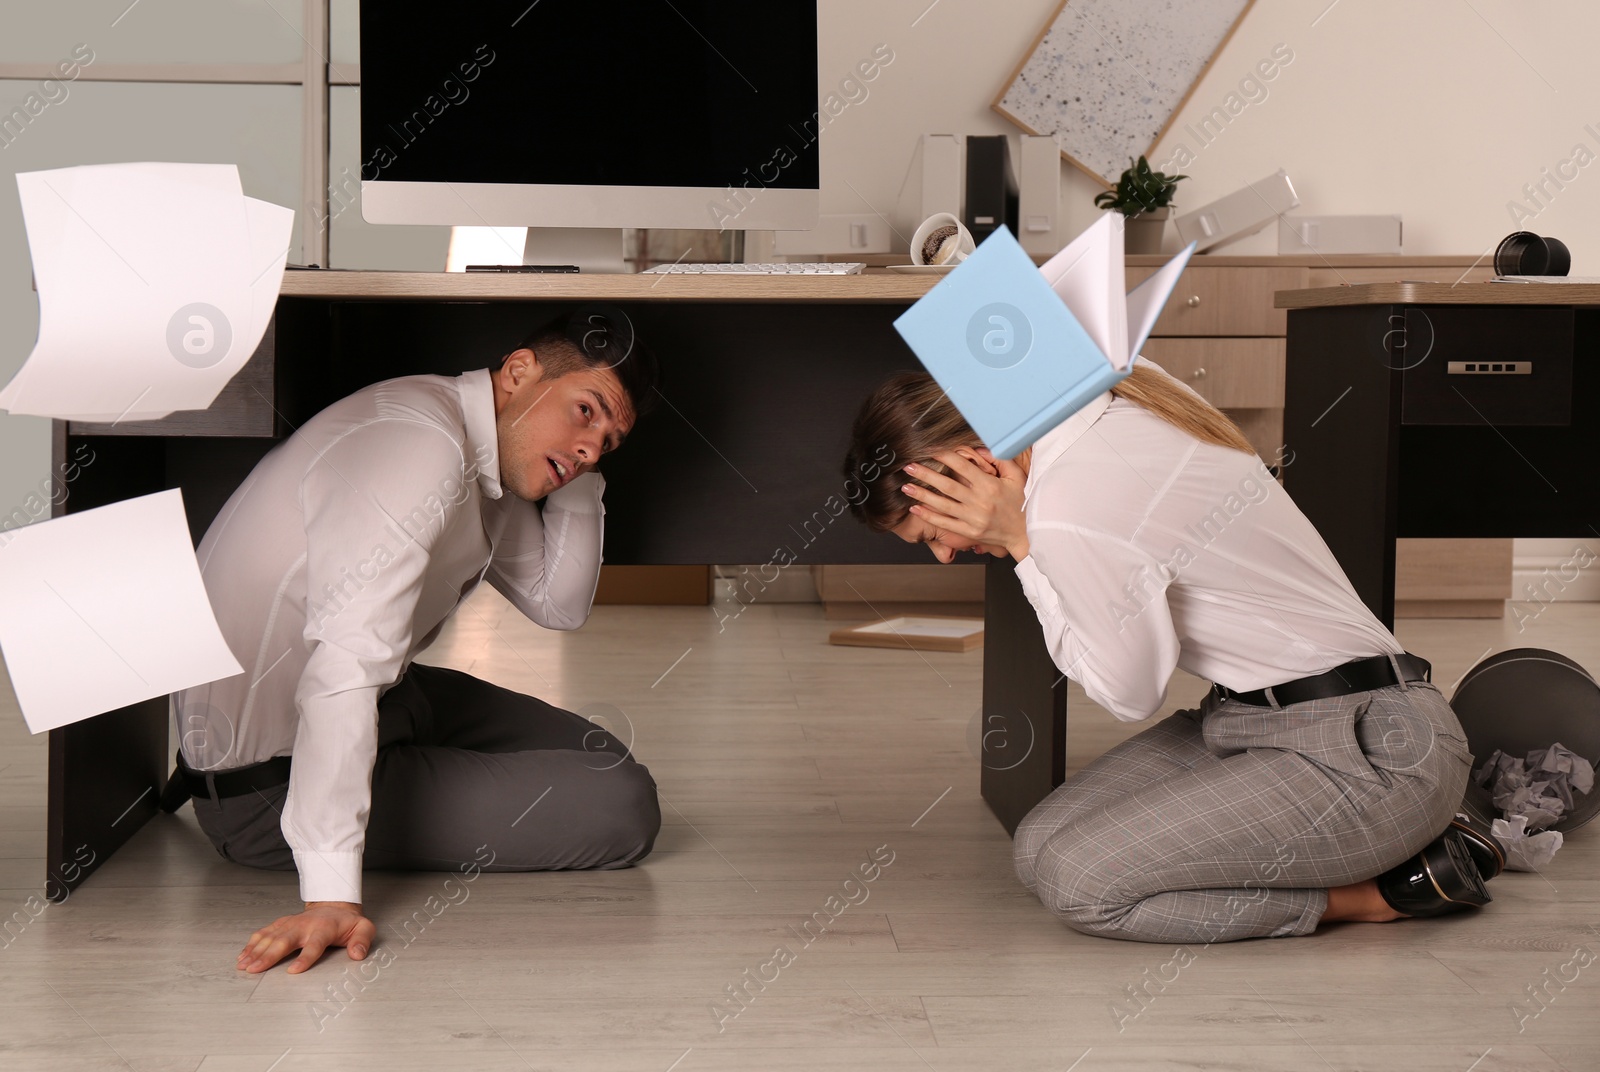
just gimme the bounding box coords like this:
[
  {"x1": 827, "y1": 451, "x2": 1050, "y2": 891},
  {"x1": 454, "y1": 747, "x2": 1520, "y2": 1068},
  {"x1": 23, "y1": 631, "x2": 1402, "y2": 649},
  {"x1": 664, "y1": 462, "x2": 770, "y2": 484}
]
[{"x1": 902, "y1": 448, "x2": 1030, "y2": 561}]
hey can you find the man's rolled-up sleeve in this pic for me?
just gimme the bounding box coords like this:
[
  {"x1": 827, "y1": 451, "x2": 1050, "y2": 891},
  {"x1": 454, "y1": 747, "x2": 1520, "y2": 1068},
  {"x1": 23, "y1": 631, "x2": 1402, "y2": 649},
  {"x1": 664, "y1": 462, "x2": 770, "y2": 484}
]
[{"x1": 484, "y1": 471, "x2": 604, "y2": 631}]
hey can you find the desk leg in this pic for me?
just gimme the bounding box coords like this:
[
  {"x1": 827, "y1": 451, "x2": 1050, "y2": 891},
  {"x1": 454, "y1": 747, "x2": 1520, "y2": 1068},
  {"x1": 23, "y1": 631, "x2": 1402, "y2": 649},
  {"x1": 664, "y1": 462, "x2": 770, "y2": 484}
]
[
  {"x1": 44, "y1": 424, "x2": 169, "y2": 899},
  {"x1": 980, "y1": 557, "x2": 1067, "y2": 835},
  {"x1": 47, "y1": 701, "x2": 167, "y2": 900}
]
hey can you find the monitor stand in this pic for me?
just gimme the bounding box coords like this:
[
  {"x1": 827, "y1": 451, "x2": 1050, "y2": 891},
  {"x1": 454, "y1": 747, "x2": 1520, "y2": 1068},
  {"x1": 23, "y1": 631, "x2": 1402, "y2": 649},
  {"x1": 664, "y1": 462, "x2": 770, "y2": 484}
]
[{"x1": 524, "y1": 227, "x2": 628, "y2": 273}]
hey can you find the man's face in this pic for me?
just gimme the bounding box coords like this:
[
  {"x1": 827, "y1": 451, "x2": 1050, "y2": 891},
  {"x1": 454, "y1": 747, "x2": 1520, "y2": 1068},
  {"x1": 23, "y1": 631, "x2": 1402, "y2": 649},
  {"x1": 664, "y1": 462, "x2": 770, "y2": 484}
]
[{"x1": 492, "y1": 348, "x2": 635, "y2": 501}]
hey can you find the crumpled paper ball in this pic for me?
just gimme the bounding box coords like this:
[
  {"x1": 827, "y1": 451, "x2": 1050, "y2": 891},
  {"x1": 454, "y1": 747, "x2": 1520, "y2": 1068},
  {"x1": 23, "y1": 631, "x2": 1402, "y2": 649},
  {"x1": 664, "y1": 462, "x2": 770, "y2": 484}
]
[
  {"x1": 1474, "y1": 742, "x2": 1595, "y2": 831},
  {"x1": 1473, "y1": 741, "x2": 1594, "y2": 871},
  {"x1": 1489, "y1": 814, "x2": 1565, "y2": 872}
]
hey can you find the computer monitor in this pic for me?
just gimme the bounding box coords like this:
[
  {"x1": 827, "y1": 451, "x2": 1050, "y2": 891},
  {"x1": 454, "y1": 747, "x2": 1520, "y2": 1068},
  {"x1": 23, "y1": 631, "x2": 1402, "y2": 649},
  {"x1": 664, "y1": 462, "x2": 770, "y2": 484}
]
[{"x1": 358, "y1": 1, "x2": 821, "y2": 235}]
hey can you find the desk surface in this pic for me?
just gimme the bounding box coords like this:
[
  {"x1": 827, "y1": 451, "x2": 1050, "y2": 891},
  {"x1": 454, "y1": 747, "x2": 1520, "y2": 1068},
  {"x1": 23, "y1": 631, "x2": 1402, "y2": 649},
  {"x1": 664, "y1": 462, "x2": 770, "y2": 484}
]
[
  {"x1": 1277, "y1": 281, "x2": 1600, "y2": 308},
  {"x1": 282, "y1": 260, "x2": 1499, "y2": 305},
  {"x1": 280, "y1": 270, "x2": 939, "y2": 303}
]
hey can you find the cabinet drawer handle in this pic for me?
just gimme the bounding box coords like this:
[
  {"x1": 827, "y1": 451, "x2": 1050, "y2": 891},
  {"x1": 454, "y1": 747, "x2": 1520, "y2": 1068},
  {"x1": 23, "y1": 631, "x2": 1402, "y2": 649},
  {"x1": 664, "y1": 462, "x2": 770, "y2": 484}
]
[
  {"x1": 1186, "y1": 295, "x2": 1201, "y2": 307},
  {"x1": 1192, "y1": 367, "x2": 1208, "y2": 380}
]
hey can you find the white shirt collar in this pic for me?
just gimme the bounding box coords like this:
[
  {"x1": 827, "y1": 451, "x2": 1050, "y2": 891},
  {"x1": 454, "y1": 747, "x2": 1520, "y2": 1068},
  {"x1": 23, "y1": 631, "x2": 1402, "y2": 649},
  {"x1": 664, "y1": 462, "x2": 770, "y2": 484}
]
[
  {"x1": 456, "y1": 368, "x2": 504, "y2": 500},
  {"x1": 1021, "y1": 390, "x2": 1114, "y2": 505}
]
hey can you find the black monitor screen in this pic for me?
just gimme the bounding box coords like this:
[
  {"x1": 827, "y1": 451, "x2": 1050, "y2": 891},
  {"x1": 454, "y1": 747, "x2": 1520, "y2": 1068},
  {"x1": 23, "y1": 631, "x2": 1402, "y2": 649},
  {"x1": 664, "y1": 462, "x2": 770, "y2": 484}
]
[{"x1": 359, "y1": 1, "x2": 820, "y2": 192}]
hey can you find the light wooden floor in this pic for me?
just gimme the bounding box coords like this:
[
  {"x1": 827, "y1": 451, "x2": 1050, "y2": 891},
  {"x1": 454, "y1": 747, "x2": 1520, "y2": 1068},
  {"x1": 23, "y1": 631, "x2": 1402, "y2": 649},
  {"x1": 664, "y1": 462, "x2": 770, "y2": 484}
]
[{"x1": 2, "y1": 590, "x2": 1598, "y2": 1072}]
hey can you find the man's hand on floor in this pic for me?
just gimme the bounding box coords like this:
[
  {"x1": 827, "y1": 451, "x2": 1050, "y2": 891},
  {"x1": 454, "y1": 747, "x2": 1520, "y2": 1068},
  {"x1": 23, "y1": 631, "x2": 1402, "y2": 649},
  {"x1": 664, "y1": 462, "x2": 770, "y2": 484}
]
[{"x1": 237, "y1": 901, "x2": 376, "y2": 974}]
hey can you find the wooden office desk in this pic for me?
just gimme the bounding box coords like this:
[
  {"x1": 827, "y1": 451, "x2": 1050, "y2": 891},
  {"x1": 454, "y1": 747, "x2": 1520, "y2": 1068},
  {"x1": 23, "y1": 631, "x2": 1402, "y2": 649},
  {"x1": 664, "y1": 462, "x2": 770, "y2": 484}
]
[
  {"x1": 53, "y1": 268, "x2": 1546, "y2": 895},
  {"x1": 46, "y1": 270, "x2": 1070, "y2": 896},
  {"x1": 1276, "y1": 281, "x2": 1600, "y2": 627}
]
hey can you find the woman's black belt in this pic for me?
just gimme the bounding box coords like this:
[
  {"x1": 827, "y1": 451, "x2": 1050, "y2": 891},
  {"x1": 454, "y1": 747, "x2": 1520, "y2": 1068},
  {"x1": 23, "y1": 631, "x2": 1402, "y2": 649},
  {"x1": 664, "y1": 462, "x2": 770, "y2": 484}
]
[{"x1": 1211, "y1": 653, "x2": 1432, "y2": 708}]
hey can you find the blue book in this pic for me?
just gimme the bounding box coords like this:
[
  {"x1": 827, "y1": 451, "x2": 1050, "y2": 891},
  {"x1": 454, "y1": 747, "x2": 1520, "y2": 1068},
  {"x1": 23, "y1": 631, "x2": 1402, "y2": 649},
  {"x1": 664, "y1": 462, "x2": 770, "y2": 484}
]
[{"x1": 893, "y1": 216, "x2": 1196, "y2": 459}]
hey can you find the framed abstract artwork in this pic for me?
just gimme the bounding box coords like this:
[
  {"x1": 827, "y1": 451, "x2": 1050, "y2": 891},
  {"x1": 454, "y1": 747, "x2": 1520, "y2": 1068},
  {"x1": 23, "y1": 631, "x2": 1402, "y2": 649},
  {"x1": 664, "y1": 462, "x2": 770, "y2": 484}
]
[{"x1": 994, "y1": 0, "x2": 1257, "y2": 186}]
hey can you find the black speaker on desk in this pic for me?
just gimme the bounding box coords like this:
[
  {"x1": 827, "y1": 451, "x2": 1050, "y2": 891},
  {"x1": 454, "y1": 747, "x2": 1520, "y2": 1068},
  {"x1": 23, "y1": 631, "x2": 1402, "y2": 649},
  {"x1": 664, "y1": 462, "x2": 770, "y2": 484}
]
[{"x1": 964, "y1": 135, "x2": 1018, "y2": 244}]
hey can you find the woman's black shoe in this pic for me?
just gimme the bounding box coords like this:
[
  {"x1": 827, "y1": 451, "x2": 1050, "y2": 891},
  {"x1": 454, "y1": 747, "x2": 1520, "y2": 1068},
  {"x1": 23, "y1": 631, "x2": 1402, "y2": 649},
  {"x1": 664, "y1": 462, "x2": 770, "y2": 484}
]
[
  {"x1": 1452, "y1": 781, "x2": 1507, "y2": 882},
  {"x1": 1448, "y1": 816, "x2": 1506, "y2": 882},
  {"x1": 1377, "y1": 829, "x2": 1492, "y2": 918}
]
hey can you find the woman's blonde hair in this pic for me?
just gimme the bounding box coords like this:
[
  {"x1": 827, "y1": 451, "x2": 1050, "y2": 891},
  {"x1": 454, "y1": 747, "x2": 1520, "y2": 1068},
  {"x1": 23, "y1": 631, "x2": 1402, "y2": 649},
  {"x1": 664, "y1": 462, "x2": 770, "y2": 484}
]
[{"x1": 843, "y1": 363, "x2": 1256, "y2": 532}]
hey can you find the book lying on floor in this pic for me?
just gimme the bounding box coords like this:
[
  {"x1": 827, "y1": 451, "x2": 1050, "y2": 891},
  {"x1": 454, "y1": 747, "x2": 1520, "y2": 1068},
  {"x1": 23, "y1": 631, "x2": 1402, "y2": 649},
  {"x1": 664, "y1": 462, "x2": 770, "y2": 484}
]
[{"x1": 892, "y1": 214, "x2": 1197, "y2": 459}]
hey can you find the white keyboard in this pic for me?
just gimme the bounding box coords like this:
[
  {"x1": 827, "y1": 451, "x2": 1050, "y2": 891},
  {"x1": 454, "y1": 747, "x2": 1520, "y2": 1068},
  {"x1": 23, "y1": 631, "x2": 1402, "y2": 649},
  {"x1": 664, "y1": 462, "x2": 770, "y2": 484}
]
[{"x1": 641, "y1": 261, "x2": 865, "y2": 275}]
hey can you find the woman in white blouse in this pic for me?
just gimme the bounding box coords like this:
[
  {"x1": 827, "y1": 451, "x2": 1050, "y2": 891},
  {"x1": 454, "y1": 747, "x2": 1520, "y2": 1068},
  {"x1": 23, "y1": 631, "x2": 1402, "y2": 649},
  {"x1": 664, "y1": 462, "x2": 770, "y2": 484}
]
[{"x1": 843, "y1": 362, "x2": 1503, "y2": 943}]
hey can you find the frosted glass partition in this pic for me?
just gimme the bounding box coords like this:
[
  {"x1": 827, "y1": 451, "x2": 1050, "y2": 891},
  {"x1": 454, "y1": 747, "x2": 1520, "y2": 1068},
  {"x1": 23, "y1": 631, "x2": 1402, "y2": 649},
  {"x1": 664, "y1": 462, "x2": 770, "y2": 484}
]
[
  {"x1": 0, "y1": 1, "x2": 306, "y2": 66},
  {"x1": 330, "y1": 0, "x2": 360, "y2": 69},
  {"x1": 327, "y1": 86, "x2": 450, "y2": 270}
]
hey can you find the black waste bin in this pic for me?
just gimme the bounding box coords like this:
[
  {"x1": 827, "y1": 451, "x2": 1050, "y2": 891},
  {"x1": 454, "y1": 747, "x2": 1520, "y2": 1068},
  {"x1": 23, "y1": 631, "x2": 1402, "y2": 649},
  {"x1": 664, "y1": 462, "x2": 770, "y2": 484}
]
[{"x1": 1450, "y1": 647, "x2": 1600, "y2": 833}]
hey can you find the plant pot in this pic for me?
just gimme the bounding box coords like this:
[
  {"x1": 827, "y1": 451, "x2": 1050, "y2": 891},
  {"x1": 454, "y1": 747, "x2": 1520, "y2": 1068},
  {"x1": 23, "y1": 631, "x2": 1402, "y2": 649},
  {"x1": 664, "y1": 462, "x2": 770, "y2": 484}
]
[{"x1": 1124, "y1": 208, "x2": 1171, "y2": 254}]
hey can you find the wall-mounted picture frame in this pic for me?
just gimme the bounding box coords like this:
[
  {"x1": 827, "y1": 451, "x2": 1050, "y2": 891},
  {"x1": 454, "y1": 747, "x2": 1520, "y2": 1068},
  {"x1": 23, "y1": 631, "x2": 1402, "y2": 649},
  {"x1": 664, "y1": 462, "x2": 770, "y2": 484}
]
[{"x1": 993, "y1": 0, "x2": 1257, "y2": 187}]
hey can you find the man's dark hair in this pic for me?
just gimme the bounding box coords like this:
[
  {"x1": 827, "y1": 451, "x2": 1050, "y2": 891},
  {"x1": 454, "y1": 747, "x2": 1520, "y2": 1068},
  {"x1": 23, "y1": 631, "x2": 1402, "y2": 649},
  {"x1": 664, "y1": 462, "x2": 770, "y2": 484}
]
[{"x1": 501, "y1": 304, "x2": 659, "y2": 419}]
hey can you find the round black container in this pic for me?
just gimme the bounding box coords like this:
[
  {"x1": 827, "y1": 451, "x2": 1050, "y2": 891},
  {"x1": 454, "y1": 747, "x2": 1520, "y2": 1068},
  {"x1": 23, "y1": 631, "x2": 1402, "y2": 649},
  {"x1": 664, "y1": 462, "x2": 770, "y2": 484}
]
[
  {"x1": 1493, "y1": 232, "x2": 1572, "y2": 277},
  {"x1": 1450, "y1": 647, "x2": 1600, "y2": 832}
]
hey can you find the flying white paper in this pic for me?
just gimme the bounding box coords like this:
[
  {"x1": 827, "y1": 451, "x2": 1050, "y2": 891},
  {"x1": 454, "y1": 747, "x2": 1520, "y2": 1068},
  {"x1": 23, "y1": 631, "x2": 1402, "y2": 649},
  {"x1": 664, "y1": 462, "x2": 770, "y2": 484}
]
[
  {"x1": 0, "y1": 162, "x2": 293, "y2": 422},
  {"x1": 0, "y1": 489, "x2": 243, "y2": 734}
]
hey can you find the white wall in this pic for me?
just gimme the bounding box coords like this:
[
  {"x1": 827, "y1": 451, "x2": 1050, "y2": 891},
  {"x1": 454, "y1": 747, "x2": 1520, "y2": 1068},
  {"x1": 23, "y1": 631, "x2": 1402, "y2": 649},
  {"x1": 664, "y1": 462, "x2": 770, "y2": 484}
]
[{"x1": 817, "y1": 0, "x2": 1600, "y2": 265}]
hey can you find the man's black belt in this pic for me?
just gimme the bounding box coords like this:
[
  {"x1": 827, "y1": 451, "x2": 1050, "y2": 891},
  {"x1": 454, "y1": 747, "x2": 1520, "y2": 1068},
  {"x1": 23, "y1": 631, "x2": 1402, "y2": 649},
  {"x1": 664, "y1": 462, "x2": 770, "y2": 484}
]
[
  {"x1": 158, "y1": 752, "x2": 293, "y2": 812},
  {"x1": 1211, "y1": 652, "x2": 1432, "y2": 708}
]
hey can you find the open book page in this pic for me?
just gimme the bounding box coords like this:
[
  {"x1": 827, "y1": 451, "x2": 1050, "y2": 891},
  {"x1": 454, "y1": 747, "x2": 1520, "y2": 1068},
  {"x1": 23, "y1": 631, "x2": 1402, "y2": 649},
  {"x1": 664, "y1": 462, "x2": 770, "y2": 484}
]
[
  {"x1": 1039, "y1": 212, "x2": 1127, "y2": 368},
  {"x1": 1125, "y1": 242, "x2": 1198, "y2": 362}
]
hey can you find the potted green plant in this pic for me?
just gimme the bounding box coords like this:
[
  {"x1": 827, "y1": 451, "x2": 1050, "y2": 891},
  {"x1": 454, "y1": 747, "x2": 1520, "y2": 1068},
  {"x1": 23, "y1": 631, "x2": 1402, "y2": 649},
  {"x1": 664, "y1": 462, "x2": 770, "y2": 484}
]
[{"x1": 1094, "y1": 156, "x2": 1186, "y2": 254}]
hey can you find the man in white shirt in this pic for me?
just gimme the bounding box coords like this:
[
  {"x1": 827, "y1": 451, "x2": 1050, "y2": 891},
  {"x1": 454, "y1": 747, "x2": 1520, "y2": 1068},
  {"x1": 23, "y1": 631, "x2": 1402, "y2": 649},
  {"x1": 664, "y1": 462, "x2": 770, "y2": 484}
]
[{"x1": 170, "y1": 305, "x2": 661, "y2": 974}]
